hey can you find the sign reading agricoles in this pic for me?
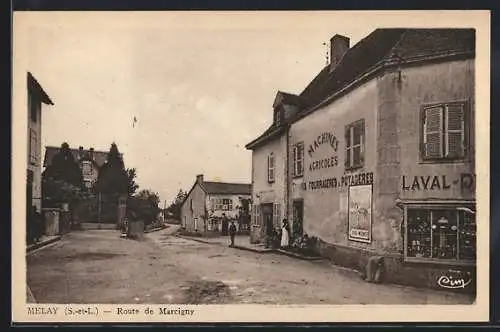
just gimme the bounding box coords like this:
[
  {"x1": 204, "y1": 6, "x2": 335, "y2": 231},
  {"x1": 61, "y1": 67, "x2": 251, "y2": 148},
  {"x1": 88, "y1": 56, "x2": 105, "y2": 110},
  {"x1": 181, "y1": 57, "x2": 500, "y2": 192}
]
[{"x1": 307, "y1": 132, "x2": 340, "y2": 172}]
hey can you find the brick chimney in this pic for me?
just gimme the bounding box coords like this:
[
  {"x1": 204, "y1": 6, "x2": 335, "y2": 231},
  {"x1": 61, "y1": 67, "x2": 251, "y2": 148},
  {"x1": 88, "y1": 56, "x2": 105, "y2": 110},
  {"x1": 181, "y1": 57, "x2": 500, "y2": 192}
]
[
  {"x1": 89, "y1": 147, "x2": 94, "y2": 160},
  {"x1": 78, "y1": 146, "x2": 84, "y2": 160},
  {"x1": 330, "y1": 34, "x2": 350, "y2": 72},
  {"x1": 196, "y1": 174, "x2": 204, "y2": 184}
]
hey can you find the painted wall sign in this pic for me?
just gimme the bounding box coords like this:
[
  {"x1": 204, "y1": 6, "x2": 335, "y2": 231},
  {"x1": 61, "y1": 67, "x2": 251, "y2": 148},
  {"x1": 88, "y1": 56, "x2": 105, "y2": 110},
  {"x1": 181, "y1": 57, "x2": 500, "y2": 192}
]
[
  {"x1": 308, "y1": 172, "x2": 374, "y2": 191},
  {"x1": 309, "y1": 155, "x2": 339, "y2": 172},
  {"x1": 307, "y1": 132, "x2": 339, "y2": 157},
  {"x1": 348, "y1": 184, "x2": 372, "y2": 243},
  {"x1": 402, "y1": 173, "x2": 475, "y2": 191}
]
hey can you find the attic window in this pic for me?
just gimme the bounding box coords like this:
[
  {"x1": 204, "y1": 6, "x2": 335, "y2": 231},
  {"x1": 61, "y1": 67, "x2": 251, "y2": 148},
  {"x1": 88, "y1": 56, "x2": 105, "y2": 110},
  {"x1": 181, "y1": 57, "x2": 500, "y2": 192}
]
[{"x1": 274, "y1": 108, "x2": 283, "y2": 126}]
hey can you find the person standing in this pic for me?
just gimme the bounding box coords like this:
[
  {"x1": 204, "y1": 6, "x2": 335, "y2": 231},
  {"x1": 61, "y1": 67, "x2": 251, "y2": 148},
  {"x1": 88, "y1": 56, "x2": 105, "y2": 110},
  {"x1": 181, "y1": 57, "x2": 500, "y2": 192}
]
[
  {"x1": 229, "y1": 220, "x2": 237, "y2": 247},
  {"x1": 221, "y1": 213, "x2": 229, "y2": 235},
  {"x1": 281, "y1": 219, "x2": 290, "y2": 249}
]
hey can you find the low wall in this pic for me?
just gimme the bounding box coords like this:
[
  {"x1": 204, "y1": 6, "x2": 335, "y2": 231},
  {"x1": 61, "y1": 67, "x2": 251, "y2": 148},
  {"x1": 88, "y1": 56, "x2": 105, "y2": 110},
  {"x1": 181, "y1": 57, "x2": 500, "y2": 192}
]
[{"x1": 316, "y1": 239, "x2": 476, "y2": 295}]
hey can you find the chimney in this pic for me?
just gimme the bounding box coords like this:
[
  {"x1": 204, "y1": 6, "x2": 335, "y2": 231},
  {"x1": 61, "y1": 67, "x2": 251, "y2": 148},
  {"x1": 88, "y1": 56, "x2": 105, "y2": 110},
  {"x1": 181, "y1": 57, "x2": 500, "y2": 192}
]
[
  {"x1": 89, "y1": 147, "x2": 94, "y2": 160},
  {"x1": 78, "y1": 146, "x2": 84, "y2": 159},
  {"x1": 330, "y1": 34, "x2": 350, "y2": 72},
  {"x1": 196, "y1": 174, "x2": 204, "y2": 184}
]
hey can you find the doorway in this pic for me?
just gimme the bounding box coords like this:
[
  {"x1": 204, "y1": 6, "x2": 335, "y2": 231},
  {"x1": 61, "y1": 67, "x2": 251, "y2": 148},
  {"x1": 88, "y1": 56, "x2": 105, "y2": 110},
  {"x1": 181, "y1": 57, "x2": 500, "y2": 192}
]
[
  {"x1": 261, "y1": 203, "x2": 274, "y2": 236},
  {"x1": 293, "y1": 199, "x2": 304, "y2": 239}
]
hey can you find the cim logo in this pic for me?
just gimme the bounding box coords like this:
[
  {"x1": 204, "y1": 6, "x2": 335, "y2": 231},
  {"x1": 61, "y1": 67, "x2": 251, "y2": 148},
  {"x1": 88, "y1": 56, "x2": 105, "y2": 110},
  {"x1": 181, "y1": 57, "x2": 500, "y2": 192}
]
[{"x1": 437, "y1": 270, "x2": 472, "y2": 289}]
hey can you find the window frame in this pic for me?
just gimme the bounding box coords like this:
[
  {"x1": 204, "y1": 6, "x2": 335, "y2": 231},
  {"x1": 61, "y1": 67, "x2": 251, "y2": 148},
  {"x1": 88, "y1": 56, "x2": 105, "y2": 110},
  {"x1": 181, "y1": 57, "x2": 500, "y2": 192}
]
[
  {"x1": 267, "y1": 152, "x2": 275, "y2": 183},
  {"x1": 222, "y1": 198, "x2": 233, "y2": 211},
  {"x1": 292, "y1": 142, "x2": 304, "y2": 178},
  {"x1": 345, "y1": 119, "x2": 365, "y2": 171},
  {"x1": 420, "y1": 100, "x2": 470, "y2": 163},
  {"x1": 403, "y1": 203, "x2": 476, "y2": 266}
]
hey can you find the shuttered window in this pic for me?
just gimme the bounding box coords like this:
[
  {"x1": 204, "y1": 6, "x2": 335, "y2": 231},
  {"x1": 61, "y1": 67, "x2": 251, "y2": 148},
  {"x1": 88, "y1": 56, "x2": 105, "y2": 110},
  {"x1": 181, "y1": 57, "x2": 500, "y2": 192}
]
[
  {"x1": 345, "y1": 119, "x2": 365, "y2": 170},
  {"x1": 293, "y1": 142, "x2": 304, "y2": 177},
  {"x1": 268, "y1": 153, "x2": 275, "y2": 183},
  {"x1": 422, "y1": 102, "x2": 468, "y2": 161}
]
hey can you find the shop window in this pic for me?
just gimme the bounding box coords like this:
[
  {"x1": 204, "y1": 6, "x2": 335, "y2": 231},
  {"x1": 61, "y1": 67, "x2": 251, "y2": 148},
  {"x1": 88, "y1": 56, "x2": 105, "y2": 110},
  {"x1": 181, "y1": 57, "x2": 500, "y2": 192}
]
[
  {"x1": 268, "y1": 153, "x2": 275, "y2": 183},
  {"x1": 292, "y1": 142, "x2": 304, "y2": 177},
  {"x1": 421, "y1": 101, "x2": 468, "y2": 161},
  {"x1": 345, "y1": 119, "x2": 365, "y2": 170},
  {"x1": 405, "y1": 206, "x2": 476, "y2": 263}
]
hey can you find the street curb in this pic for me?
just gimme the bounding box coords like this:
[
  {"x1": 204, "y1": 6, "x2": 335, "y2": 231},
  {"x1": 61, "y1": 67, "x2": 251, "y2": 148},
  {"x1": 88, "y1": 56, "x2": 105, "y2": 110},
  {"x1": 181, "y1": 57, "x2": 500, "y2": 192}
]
[
  {"x1": 233, "y1": 245, "x2": 273, "y2": 254},
  {"x1": 275, "y1": 249, "x2": 326, "y2": 261},
  {"x1": 26, "y1": 235, "x2": 62, "y2": 254},
  {"x1": 144, "y1": 226, "x2": 169, "y2": 234},
  {"x1": 175, "y1": 235, "x2": 277, "y2": 254}
]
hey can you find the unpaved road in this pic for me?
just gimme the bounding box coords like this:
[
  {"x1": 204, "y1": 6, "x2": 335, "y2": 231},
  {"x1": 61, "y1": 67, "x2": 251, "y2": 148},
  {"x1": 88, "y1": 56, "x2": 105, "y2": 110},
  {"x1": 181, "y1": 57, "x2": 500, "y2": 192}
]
[{"x1": 27, "y1": 228, "x2": 474, "y2": 305}]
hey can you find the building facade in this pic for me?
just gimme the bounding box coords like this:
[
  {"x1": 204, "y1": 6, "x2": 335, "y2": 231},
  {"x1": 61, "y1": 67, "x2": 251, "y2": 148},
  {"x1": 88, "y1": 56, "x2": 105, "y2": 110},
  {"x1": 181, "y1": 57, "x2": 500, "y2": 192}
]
[
  {"x1": 246, "y1": 29, "x2": 476, "y2": 291},
  {"x1": 43, "y1": 145, "x2": 122, "y2": 192},
  {"x1": 245, "y1": 91, "x2": 305, "y2": 243},
  {"x1": 180, "y1": 175, "x2": 251, "y2": 233},
  {"x1": 27, "y1": 72, "x2": 53, "y2": 213}
]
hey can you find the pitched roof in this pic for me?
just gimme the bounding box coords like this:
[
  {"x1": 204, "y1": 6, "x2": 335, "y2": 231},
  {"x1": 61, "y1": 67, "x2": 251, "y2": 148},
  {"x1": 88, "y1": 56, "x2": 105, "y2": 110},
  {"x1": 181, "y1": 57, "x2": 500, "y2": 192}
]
[
  {"x1": 202, "y1": 182, "x2": 251, "y2": 195},
  {"x1": 28, "y1": 72, "x2": 54, "y2": 105},
  {"x1": 246, "y1": 28, "x2": 475, "y2": 149},
  {"x1": 43, "y1": 146, "x2": 123, "y2": 168},
  {"x1": 297, "y1": 28, "x2": 475, "y2": 117}
]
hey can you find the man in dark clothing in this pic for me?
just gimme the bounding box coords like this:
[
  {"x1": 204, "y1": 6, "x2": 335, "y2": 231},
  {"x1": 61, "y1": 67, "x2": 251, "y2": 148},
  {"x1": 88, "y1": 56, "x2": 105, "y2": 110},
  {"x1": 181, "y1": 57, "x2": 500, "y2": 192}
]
[
  {"x1": 221, "y1": 213, "x2": 229, "y2": 235},
  {"x1": 229, "y1": 220, "x2": 237, "y2": 247}
]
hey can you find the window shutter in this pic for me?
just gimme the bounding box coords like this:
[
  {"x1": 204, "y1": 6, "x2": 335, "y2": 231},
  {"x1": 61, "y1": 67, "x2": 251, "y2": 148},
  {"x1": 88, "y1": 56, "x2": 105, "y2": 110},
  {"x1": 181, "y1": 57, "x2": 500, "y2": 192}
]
[
  {"x1": 344, "y1": 125, "x2": 351, "y2": 168},
  {"x1": 292, "y1": 145, "x2": 297, "y2": 176},
  {"x1": 445, "y1": 104, "x2": 465, "y2": 158},
  {"x1": 359, "y1": 122, "x2": 365, "y2": 165},
  {"x1": 423, "y1": 106, "x2": 443, "y2": 158}
]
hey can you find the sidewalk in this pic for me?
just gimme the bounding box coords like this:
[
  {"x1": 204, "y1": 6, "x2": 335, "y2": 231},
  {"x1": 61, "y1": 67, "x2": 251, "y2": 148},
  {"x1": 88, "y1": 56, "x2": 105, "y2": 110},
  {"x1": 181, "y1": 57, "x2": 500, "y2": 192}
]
[
  {"x1": 175, "y1": 234, "x2": 273, "y2": 253},
  {"x1": 27, "y1": 235, "x2": 62, "y2": 254}
]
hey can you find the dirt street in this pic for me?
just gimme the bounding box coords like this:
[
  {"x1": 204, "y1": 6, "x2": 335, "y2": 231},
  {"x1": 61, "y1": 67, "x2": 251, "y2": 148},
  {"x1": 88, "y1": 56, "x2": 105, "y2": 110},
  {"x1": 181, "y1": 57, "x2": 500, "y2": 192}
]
[{"x1": 27, "y1": 228, "x2": 475, "y2": 305}]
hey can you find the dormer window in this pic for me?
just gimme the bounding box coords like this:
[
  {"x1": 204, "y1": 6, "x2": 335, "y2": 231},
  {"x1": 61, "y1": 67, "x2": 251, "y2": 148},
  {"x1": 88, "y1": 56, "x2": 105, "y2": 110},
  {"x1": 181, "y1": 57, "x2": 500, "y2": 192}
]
[{"x1": 274, "y1": 107, "x2": 283, "y2": 126}]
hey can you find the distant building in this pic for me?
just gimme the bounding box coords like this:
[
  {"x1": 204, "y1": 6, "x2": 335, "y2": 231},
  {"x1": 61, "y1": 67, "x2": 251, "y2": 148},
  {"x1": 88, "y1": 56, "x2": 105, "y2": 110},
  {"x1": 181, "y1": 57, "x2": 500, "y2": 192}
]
[
  {"x1": 180, "y1": 174, "x2": 251, "y2": 233},
  {"x1": 43, "y1": 146, "x2": 123, "y2": 191},
  {"x1": 27, "y1": 72, "x2": 53, "y2": 213}
]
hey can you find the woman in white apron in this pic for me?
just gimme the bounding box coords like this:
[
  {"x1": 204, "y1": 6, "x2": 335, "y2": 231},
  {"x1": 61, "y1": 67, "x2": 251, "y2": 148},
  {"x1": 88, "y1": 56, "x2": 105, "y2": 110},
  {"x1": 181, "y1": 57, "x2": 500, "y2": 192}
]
[{"x1": 281, "y1": 219, "x2": 290, "y2": 248}]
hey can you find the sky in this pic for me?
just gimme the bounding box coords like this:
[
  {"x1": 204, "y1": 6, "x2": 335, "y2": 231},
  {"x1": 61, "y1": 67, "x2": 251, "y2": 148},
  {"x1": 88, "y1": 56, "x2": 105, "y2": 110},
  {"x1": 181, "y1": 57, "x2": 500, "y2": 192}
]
[{"x1": 21, "y1": 12, "x2": 379, "y2": 205}]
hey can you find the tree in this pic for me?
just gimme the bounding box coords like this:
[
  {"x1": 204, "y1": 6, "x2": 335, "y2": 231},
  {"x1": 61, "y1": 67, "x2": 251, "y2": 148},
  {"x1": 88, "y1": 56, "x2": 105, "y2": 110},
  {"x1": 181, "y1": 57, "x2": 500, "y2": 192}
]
[
  {"x1": 128, "y1": 189, "x2": 160, "y2": 226},
  {"x1": 95, "y1": 143, "x2": 128, "y2": 196},
  {"x1": 126, "y1": 168, "x2": 139, "y2": 197},
  {"x1": 43, "y1": 142, "x2": 83, "y2": 188},
  {"x1": 42, "y1": 142, "x2": 85, "y2": 208},
  {"x1": 166, "y1": 189, "x2": 188, "y2": 221}
]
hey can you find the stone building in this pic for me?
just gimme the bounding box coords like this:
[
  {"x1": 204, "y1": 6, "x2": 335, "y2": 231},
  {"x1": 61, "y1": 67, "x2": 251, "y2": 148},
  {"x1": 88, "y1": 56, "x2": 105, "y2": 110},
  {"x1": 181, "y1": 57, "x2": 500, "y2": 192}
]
[
  {"x1": 246, "y1": 28, "x2": 476, "y2": 291},
  {"x1": 180, "y1": 174, "x2": 251, "y2": 233}
]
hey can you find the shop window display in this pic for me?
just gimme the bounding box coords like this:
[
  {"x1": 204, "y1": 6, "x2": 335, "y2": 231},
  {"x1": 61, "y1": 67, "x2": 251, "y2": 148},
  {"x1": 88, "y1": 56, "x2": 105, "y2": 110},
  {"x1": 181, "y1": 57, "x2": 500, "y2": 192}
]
[{"x1": 406, "y1": 207, "x2": 476, "y2": 262}]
